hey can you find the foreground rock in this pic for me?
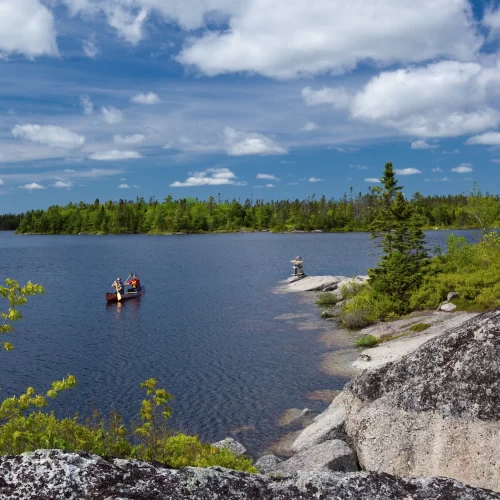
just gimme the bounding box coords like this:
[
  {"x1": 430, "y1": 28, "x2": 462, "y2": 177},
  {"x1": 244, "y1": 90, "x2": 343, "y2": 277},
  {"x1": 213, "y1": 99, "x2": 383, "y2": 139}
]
[
  {"x1": 344, "y1": 307, "x2": 500, "y2": 492},
  {"x1": 269, "y1": 440, "x2": 357, "y2": 475},
  {"x1": 1, "y1": 449, "x2": 498, "y2": 499}
]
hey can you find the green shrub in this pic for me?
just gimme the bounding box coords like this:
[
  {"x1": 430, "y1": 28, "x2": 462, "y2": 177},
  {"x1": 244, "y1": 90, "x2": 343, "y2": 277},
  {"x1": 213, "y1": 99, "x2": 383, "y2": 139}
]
[
  {"x1": 355, "y1": 335, "x2": 378, "y2": 347},
  {"x1": 340, "y1": 280, "x2": 366, "y2": 300},
  {"x1": 315, "y1": 292, "x2": 340, "y2": 307},
  {"x1": 409, "y1": 323, "x2": 431, "y2": 333}
]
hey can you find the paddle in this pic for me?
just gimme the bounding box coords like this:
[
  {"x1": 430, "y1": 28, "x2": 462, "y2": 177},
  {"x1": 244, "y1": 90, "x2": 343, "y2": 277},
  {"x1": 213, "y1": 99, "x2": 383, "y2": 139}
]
[{"x1": 116, "y1": 288, "x2": 122, "y2": 301}]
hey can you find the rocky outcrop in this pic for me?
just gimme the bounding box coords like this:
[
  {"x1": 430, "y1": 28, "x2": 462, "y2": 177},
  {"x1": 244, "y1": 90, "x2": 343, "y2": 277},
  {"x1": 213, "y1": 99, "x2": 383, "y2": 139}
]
[
  {"x1": 254, "y1": 454, "x2": 283, "y2": 473},
  {"x1": 292, "y1": 392, "x2": 347, "y2": 453},
  {"x1": 211, "y1": 438, "x2": 247, "y2": 457},
  {"x1": 286, "y1": 275, "x2": 347, "y2": 292},
  {"x1": 344, "y1": 307, "x2": 500, "y2": 492},
  {"x1": 269, "y1": 440, "x2": 357, "y2": 475},
  {"x1": 0, "y1": 449, "x2": 498, "y2": 499}
]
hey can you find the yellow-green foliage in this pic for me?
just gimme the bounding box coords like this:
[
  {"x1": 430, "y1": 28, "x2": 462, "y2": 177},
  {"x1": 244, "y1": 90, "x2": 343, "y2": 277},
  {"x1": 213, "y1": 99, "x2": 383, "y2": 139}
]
[
  {"x1": 355, "y1": 335, "x2": 379, "y2": 347},
  {"x1": 409, "y1": 233, "x2": 500, "y2": 311},
  {"x1": 408, "y1": 323, "x2": 431, "y2": 333},
  {"x1": 315, "y1": 292, "x2": 339, "y2": 307},
  {"x1": 339, "y1": 233, "x2": 500, "y2": 330}
]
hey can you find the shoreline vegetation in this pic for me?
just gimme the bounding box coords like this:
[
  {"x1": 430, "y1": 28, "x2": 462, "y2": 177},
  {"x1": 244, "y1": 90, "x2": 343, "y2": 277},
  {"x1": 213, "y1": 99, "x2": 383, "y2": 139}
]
[{"x1": 4, "y1": 178, "x2": 500, "y2": 234}]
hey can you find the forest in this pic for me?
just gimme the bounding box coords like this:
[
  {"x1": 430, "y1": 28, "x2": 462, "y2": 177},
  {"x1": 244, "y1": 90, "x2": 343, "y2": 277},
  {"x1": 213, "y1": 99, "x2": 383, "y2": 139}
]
[{"x1": 10, "y1": 187, "x2": 500, "y2": 234}]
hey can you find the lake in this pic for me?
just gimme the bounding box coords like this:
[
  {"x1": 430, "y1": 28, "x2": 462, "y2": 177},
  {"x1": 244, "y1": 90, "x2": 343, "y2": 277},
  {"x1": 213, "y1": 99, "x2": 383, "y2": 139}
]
[{"x1": 0, "y1": 230, "x2": 481, "y2": 457}]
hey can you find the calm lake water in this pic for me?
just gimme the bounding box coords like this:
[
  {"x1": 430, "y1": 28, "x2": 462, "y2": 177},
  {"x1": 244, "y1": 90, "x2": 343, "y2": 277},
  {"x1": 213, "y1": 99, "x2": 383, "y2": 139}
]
[{"x1": 0, "y1": 230, "x2": 481, "y2": 456}]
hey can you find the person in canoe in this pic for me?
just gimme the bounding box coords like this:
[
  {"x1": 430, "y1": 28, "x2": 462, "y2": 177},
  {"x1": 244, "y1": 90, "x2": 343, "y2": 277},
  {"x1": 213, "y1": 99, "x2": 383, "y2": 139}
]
[
  {"x1": 112, "y1": 277, "x2": 124, "y2": 295},
  {"x1": 126, "y1": 273, "x2": 141, "y2": 292}
]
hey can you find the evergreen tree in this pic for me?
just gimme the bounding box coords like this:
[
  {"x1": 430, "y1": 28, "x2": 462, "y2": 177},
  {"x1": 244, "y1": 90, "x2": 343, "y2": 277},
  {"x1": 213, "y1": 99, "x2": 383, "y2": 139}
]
[{"x1": 368, "y1": 163, "x2": 429, "y2": 311}]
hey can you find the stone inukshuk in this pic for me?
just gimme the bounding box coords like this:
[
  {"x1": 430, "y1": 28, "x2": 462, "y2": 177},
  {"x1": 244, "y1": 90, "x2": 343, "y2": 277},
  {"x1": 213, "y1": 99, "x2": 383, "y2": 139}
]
[{"x1": 290, "y1": 256, "x2": 305, "y2": 276}]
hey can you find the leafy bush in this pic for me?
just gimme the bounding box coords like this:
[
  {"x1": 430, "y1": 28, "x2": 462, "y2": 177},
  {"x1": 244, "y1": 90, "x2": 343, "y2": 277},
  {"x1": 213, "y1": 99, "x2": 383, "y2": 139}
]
[
  {"x1": 340, "y1": 280, "x2": 366, "y2": 300},
  {"x1": 409, "y1": 323, "x2": 431, "y2": 333},
  {"x1": 355, "y1": 335, "x2": 378, "y2": 347},
  {"x1": 315, "y1": 292, "x2": 340, "y2": 307}
]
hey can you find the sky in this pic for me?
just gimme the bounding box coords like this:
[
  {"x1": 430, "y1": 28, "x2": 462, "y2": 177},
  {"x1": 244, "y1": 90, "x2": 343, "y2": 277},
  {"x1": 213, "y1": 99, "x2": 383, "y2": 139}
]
[{"x1": 2, "y1": 0, "x2": 500, "y2": 212}]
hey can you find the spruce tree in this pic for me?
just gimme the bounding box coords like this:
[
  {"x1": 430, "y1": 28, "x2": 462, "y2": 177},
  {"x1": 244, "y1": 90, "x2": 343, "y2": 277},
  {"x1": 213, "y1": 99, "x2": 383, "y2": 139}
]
[{"x1": 368, "y1": 163, "x2": 429, "y2": 312}]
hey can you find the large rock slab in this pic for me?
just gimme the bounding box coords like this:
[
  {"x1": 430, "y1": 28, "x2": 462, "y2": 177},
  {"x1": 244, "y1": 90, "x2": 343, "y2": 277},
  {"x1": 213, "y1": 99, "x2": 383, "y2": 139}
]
[
  {"x1": 344, "y1": 308, "x2": 500, "y2": 492},
  {"x1": 293, "y1": 392, "x2": 347, "y2": 453},
  {"x1": 1, "y1": 449, "x2": 497, "y2": 499},
  {"x1": 270, "y1": 440, "x2": 357, "y2": 475},
  {"x1": 287, "y1": 275, "x2": 347, "y2": 292},
  {"x1": 353, "y1": 312, "x2": 477, "y2": 372}
]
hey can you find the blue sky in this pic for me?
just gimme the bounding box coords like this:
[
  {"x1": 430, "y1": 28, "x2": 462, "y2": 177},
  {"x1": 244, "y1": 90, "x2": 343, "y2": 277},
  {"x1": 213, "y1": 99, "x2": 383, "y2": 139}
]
[{"x1": 2, "y1": 0, "x2": 500, "y2": 212}]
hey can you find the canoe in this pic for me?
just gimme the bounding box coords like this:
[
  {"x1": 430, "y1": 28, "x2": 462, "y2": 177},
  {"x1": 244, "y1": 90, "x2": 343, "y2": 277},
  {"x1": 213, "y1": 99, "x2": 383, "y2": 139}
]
[{"x1": 105, "y1": 287, "x2": 145, "y2": 303}]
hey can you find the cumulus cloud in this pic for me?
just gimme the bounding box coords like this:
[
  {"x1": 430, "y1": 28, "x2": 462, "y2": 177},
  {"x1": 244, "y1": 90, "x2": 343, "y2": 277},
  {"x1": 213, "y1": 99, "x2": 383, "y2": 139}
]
[
  {"x1": 80, "y1": 95, "x2": 94, "y2": 115},
  {"x1": 118, "y1": 183, "x2": 130, "y2": 188},
  {"x1": 350, "y1": 164, "x2": 368, "y2": 170},
  {"x1": 255, "y1": 183, "x2": 275, "y2": 188},
  {"x1": 350, "y1": 61, "x2": 500, "y2": 138},
  {"x1": 101, "y1": 106, "x2": 123, "y2": 124},
  {"x1": 89, "y1": 150, "x2": 141, "y2": 161},
  {"x1": 256, "y1": 173, "x2": 279, "y2": 182},
  {"x1": 12, "y1": 124, "x2": 85, "y2": 149},
  {"x1": 302, "y1": 87, "x2": 350, "y2": 109},
  {"x1": 395, "y1": 168, "x2": 422, "y2": 175},
  {"x1": 224, "y1": 127, "x2": 287, "y2": 156},
  {"x1": 53, "y1": 180, "x2": 73, "y2": 188},
  {"x1": 21, "y1": 182, "x2": 45, "y2": 190},
  {"x1": 451, "y1": 163, "x2": 473, "y2": 173},
  {"x1": 365, "y1": 178, "x2": 381, "y2": 183},
  {"x1": 300, "y1": 121, "x2": 319, "y2": 132},
  {"x1": 170, "y1": 167, "x2": 246, "y2": 187},
  {"x1": 114, "y1": 134, "x2": 145, "y2": 144},
  {"x1": 0, "y1": 0, "x2": 58, "y2": 59},
  {"x1": 308, "y1": 177, "x2": 323, "y2": 183},
  {"x1": 177, "y1": 0, "x2": 481, "y2": 79},
  {"x1": 411, "y1": 140, "x2": 439, "y2": 150},
  {"x1": 465, "y1": 132, "x2": 500, "y2": 145},
  {"x1": 131, "y1": 92, "x2": 161, "y2": 104},
  {"x1": 432, "y1": 167, "x2": 443, "y2": 172}
]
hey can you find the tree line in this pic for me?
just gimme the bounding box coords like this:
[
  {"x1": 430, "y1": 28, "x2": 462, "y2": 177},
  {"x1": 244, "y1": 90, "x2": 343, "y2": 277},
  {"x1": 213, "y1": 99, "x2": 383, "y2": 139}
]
[{"x1": 10, "y1": 185, "x2": 500, "y2": 235}]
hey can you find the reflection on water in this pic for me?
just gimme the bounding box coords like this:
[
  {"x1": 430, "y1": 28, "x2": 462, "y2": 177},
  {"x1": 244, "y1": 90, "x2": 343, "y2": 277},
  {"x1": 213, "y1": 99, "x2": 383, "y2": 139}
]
[{"x1": 0, "y1": 230, "x2": 481, "y2": 456}]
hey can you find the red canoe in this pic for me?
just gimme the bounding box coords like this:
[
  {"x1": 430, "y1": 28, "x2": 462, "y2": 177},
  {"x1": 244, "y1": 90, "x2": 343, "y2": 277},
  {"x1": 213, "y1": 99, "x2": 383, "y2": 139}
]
[{"x1": 105, "y1": 287, "x2": 145, "y2": 303}]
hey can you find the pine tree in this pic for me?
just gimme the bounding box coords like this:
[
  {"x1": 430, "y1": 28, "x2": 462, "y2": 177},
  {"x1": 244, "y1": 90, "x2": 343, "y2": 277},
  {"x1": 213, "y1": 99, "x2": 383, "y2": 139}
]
[{"x1": 368, "y1": 163, "x2": 429, "y2": 311}]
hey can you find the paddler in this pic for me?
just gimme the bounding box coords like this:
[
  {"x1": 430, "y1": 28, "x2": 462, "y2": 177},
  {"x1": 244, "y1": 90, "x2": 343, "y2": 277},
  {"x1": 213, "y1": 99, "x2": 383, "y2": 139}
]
[{"x1": 112, "y1": 277, "x2": 124, "y2": 295}]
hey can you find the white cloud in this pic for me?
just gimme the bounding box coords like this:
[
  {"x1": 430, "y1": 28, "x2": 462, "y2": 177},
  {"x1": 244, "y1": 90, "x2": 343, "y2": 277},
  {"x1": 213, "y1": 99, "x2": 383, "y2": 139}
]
[
  {"x1": 80, "y1": 95, "x2": 94, "y2": 115},
  {"x1": 114, "y1": 134, "x2": 145, "y2": 145},
  {"x1": 131, "y1": 92, "x2": 161, "y2": 104},
  {"x1": 330, "y1": 146, "x2": 359, "y2": 153},
  {"x1": 170, "y1": 167, "x2": 246, "y2": 187},
  {"x1": 451, "y1": 163, "x2": 473, "y2": 173},
  {"x1": 432, "y1": 167, "x2": 443, "y2": 172},
  {"x1": 483, "y1": 6, "x2": 500, "y2": 38},
  {"x1": 101, "y1": 106, "x2": 124, "y2": 124},
  {"x1": 89, "y1": 150, "x2": 141, "y2": 161},
  {"x1": 350, "y1": 164, "x2": 368, "y2": 170},
  {"x1": 308, "y1": 177, "x2": 323, "y2": 183},
  {"x1": 83, "y1": 37, "x2": 98, "y2": 58},
  {"x1": 177, "y1": 0, "x2": 481, "y2": 79},
  {"x1": 411, "y1": 140, "x2": 438, "y2": 150},
  {"x1": 287, "y1": 182, "x2": 299, "y2": 186},
  {"x1": 491, "y1": 159, "x2": 500, "y2": 163},
  {"x1": 255, "y1": 183, "x2": 275, "y2": 188},
  {"x1": 350, "y1": 61, "x2": 500, "y2": 138},
  {"x1": 12, "y1": 124, "x2": 85, "y2": 149},
  {"x1": 0, "y1": 179, "x2": 4, "y2": 185},
  {"x1": 302, "y1": 87, "x2": 350, "y2": 109},
  {"x1": 118, "y1": 183, "x2": 130, "y2": 188},
  {"x1": 224, "y1": 127, "x2": 287, "y2": 156},
  {"x1": 256, "y1": 173, "x2": 279, "y2": 182},
  {"x1": 280, "y1": 160, "x2": 295, "y2": 164},
  {"x1": 0, "y1": 0, "x2": 58, "y2": 59},
  {"x1": 53, "y1": 180, "x2": 73, "y2": 188},
  {"x1": 20, "y1": 182, "x2": 45, "y2": 190},
  {"x1": 300, "y1": 121, "x2": 319, "y2": 132},
  {"x1": 395, "y1": 168, "x2": 422, "y2": 175},
  {"x1": 365, "y1": 178, "x2": 381, "y2": 183},
  {"x1": 465, "y1": 132, "x2": 500, "y2": 145},
  {"x1": 425, "y1": 176, "x2": 449, "y2": 182}
]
